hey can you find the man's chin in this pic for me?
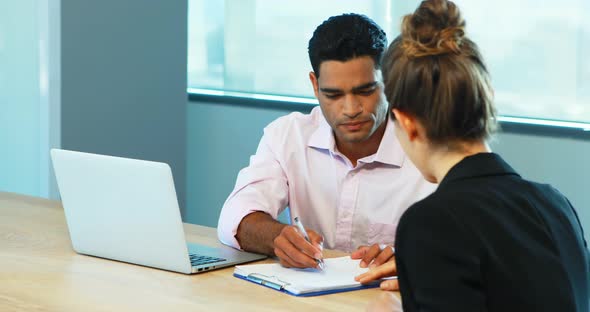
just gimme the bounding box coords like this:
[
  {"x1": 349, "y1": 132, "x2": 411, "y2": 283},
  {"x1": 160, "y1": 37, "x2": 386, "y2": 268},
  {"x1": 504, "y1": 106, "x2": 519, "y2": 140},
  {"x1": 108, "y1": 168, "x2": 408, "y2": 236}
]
[{"x1": 339, "y1": 132, "x2": 371, "y2": 143}]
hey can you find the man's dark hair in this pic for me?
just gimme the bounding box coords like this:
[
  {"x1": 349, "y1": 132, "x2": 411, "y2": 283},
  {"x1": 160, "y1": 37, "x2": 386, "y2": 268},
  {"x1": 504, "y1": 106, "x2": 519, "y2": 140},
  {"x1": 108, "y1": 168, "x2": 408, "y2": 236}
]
[{"x1": 308, "y1": 13, "x2": 387, "y2": 78}]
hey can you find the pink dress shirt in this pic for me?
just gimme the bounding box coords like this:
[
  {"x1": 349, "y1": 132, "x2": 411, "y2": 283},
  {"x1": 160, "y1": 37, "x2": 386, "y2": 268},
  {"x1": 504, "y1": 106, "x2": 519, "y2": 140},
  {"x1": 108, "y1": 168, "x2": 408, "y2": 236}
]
[{"x1": 217, "y1": 106, "x2": 436, "y2": 252}]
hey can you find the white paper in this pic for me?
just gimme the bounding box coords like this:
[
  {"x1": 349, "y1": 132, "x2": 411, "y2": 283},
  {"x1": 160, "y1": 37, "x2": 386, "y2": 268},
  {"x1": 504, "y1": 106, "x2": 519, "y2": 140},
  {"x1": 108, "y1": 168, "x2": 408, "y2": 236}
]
[{"x1": 234, "y1": 256, "x2": 375, "y2": 295}]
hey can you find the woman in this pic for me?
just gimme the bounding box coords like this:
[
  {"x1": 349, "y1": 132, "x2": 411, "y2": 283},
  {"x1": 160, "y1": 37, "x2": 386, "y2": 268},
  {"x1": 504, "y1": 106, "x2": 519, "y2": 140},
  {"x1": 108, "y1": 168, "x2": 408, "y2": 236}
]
[{"x1": 358, "y1": 0, "x2": 589, "y2": 310}]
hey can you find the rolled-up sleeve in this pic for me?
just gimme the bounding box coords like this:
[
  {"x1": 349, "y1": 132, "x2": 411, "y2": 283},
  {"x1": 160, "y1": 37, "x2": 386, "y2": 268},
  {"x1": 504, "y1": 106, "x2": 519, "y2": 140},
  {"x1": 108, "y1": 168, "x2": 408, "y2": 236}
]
[{"x1": 217, "y1": 126, "x2": 289, "y2": 249}]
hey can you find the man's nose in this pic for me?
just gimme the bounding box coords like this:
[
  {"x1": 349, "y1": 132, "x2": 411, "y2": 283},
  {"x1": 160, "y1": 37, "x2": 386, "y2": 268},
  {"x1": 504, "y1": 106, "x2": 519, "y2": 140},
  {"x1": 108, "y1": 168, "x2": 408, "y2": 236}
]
[{"x1": 342, "y1": 94, "x2": 362, "y2": 118}]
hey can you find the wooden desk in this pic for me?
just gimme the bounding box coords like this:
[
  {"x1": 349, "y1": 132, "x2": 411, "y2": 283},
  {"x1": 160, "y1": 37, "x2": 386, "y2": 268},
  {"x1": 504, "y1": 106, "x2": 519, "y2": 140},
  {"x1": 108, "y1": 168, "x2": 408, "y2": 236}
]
[{"x1": 0, "y1": 192, "x2": 385, "y2": 311}]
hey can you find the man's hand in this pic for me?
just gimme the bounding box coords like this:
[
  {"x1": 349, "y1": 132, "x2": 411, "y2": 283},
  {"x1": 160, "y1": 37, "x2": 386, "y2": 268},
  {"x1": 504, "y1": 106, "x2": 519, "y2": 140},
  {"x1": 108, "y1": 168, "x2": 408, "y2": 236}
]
[
  {"x1": 355, "y1": 260, "x2": 399, "y2": 291},
  {"x1": 273, "y1": 225, "x2": 324, "y2": 269},
  {"x1": 235, "y1": 212, "x2": 324, "y2": 269},
  {"x1": 351, "y1": 243, "x2": 395, "y2": 268}
]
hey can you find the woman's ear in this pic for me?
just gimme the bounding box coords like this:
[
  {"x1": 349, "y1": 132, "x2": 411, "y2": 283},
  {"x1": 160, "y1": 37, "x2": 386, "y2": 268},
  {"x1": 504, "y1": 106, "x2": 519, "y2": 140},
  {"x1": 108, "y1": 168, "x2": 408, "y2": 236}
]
[{"x1": 392, "y1": 109, "x2": 419, "y2": 142}]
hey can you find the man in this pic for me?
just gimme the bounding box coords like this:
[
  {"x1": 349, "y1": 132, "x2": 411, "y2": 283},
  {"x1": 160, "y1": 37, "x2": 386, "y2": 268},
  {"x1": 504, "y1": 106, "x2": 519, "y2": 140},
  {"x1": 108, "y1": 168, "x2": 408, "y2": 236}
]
[{"x1": 217, "y1": 13, "x2": 435, "y2": 270}]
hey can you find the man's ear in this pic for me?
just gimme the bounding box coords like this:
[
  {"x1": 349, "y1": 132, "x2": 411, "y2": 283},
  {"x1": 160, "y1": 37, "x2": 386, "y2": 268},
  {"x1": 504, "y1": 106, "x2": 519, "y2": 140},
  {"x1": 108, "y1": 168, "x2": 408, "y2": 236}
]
[
  {"x1": 309, "y1": 71, "x2": 320, "y2": 99},
  {"x1": 392, "y1": 109, "x2": 419, "y2": 142}
]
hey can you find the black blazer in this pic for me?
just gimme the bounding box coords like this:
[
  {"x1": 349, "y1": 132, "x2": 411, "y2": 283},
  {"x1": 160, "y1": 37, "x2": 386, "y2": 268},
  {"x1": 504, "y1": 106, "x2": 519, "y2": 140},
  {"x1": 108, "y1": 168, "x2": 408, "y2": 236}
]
[{"x1": 395, "y1": 153, "x2": 589, "y2": 311}]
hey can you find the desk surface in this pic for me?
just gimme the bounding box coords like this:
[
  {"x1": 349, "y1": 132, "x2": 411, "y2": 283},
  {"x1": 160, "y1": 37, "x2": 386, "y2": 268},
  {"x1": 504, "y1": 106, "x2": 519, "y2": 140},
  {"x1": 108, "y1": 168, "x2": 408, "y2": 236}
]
[{"x1": 0, "y1": 192, "x2": 386, "y2": 311}]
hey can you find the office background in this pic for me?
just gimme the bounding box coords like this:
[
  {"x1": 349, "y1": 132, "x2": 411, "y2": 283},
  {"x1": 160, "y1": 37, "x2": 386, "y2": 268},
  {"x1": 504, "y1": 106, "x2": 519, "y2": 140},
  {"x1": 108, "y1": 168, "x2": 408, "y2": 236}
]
[{"x1": 1, "y1": 1, "x2": 589, "y2": 242}]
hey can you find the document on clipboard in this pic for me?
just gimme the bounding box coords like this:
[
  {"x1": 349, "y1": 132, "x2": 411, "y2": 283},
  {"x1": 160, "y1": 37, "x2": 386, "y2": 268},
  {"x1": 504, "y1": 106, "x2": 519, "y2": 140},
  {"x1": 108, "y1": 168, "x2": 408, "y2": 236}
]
[{"x1": 233, "y1": 256, "x2": 381, "y2": 297}]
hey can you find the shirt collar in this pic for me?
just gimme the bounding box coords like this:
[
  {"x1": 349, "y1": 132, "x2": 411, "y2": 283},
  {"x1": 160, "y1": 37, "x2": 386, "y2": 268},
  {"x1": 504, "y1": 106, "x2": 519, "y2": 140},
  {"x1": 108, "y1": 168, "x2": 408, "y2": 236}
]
[
  {"x1": 439, "y1": 152, "x2": 520, "y2": 187},
  {"x1": 370, "y1": 116, "x2": 405, "y2": 166},
  {"x1": 307, "y1": 114, "x2": 405, "y2": 167},
  {"x1": 307, "y1": 110, "x2": 335, "y2": 152}
]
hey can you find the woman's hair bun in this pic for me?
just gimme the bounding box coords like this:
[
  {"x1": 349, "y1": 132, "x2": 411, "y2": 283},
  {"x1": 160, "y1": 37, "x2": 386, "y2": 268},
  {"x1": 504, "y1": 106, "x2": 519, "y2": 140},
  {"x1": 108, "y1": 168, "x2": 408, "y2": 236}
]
[{"x1": 401, "y1": 0, "x2": 466, "y2": 57}]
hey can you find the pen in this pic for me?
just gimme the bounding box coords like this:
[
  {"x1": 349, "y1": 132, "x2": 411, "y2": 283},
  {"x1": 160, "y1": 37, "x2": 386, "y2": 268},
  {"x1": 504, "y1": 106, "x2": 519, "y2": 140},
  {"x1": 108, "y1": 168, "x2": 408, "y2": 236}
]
[{"x1": 293, "y1": 216, "x2": 325, "y2": 270}]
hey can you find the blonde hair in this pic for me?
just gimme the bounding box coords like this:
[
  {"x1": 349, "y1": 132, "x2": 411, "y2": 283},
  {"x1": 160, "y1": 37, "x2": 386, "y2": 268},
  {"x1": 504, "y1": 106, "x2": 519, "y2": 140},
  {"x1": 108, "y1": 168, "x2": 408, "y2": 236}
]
[{"x1": 383, "y1": 0, "x2": 497, "y2": 145}]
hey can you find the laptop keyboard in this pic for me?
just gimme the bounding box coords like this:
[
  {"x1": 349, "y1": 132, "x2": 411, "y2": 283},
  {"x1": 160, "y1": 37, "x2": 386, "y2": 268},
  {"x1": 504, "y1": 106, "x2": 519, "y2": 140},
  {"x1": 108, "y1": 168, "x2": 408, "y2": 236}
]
[{"x1": 189, "y1": 253, "x2": 226, "y2": 266}]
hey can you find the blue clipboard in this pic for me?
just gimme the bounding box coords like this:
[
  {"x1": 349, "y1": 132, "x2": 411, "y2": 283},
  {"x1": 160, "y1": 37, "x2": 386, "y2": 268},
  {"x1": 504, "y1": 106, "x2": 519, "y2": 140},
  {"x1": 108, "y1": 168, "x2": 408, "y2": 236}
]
[{"x1": 233, "y1": 272, "x2": 380, "y2": 297}]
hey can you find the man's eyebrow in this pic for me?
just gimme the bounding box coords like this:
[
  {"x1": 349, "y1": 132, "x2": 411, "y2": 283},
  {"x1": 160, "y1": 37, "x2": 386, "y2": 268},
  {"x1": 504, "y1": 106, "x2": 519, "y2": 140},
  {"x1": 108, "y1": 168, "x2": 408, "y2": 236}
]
[
  {"x1": 319, "y1": 87, "x2": 342, "y2": 93},
  {"x1": 320, "y1": 82, "x2": 378, "y2": 94},
  {"x1": 351, "y1": 81, "x2": 378, "y2": 92}
]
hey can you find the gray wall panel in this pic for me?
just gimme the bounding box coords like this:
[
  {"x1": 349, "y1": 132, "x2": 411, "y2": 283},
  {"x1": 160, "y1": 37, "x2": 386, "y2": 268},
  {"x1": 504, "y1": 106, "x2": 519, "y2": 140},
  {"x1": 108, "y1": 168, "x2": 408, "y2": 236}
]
[{"x1": 61, "y1": 0, "x2": 187, "y2": 212}]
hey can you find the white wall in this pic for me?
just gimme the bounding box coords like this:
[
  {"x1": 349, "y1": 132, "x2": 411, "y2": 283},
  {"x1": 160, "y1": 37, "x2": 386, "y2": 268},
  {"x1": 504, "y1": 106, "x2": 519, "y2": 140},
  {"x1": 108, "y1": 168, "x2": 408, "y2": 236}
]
[{"x1": 0, "y1": 0, "x2": 59, "y2": 198}]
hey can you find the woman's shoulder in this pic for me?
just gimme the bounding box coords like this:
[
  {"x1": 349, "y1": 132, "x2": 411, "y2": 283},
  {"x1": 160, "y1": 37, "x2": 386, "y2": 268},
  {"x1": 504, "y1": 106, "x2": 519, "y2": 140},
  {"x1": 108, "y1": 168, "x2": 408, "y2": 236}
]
[
  {"x1": 397, "y1": 189, "x2": 485, "y2": 239},
  {"x1": 404, "y1": 188, "x2": 481, "y2": 216},
  {"x1": 395, "y1": 191, "x2": 483, "y2": 253}
]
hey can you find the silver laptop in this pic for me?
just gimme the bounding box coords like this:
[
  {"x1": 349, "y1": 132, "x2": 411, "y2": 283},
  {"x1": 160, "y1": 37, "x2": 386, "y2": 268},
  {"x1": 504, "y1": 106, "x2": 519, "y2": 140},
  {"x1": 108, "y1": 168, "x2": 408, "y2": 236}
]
[{"x1": 51, "y1": 149, "x2": 266, "y2": 274}]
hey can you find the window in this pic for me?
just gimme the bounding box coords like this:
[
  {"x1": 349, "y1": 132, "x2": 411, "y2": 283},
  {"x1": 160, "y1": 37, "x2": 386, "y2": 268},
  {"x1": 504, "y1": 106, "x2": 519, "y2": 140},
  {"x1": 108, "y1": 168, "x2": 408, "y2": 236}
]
[{"x1": 188, "y1": 0, "x2": 590, "y2": 124}]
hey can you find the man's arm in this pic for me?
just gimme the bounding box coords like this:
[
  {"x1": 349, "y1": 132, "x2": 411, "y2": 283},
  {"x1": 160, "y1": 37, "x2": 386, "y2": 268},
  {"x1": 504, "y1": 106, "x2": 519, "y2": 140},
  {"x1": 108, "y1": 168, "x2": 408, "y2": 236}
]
[
  {"x1": 237, "y1": 211, "x2": 324, "y2": 269},
  {"x1": 217, "y1": 124, "x2": 289, "y2": 249},
  {"x1": 217, "y1": 117, "x2": 324, "y2": 269},
  {"x1": 235, "y1": 211, "x2": 286, "y2": 255}
]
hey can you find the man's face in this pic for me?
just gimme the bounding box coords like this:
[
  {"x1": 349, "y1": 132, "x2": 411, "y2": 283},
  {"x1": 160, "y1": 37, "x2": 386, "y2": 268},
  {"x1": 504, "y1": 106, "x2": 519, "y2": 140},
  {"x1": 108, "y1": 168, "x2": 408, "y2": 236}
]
[{"x1": 310, "y1": 56, "x2": 388, "y2": 145}]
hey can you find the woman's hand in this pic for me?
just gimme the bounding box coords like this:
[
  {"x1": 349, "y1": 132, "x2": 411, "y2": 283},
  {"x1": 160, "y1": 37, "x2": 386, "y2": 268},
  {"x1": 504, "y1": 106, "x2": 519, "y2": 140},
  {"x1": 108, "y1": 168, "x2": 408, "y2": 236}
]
[{"x1": 355, "y1": 259, "x2": 399, "y2": 291}]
